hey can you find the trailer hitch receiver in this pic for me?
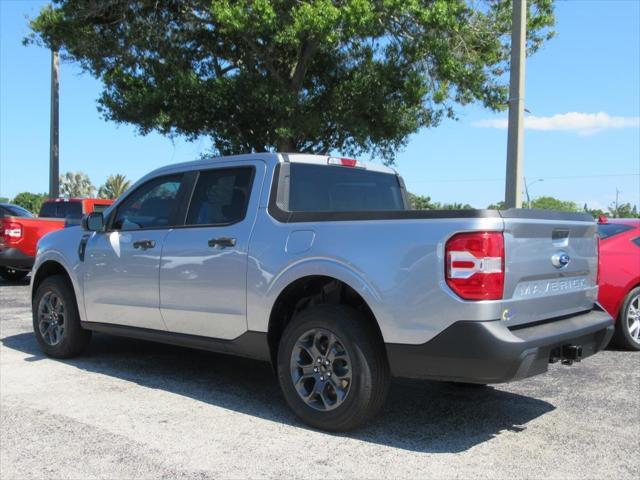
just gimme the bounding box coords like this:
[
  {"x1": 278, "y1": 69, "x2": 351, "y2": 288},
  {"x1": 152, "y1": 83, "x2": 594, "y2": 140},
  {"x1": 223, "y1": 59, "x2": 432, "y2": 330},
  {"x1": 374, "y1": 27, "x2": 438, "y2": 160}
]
[
  {"x1": 561, "y1": 345, "x2": 583, "y2": 365},
  {"x1": 549, "y1": 344, "x2": 583, "y2": 365}
]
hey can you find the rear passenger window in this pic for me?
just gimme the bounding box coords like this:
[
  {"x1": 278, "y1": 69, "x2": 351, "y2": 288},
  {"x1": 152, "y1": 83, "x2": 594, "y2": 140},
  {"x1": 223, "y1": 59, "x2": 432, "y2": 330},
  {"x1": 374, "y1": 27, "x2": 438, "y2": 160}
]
[
  {"x1": 112, "y1": 175, "x2": 182, "y2": 230},
  {"x1": 186, "y1": 168, "x2": 253, "y2": 226}
]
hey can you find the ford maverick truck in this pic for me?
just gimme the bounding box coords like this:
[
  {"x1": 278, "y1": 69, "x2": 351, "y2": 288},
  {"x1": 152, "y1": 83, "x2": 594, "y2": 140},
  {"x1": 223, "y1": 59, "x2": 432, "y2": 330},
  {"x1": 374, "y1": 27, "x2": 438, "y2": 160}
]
[{"x1": 30, "y1": 153, "x2": 613, "y2": 431}]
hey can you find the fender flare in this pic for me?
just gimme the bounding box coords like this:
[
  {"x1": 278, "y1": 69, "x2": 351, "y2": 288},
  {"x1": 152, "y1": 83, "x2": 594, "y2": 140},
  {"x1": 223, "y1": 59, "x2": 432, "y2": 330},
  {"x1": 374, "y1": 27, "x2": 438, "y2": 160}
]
[
  {"x1": 259, "y1": 257, "x2": 390, "y2": 341},
  {"x1": 31, "y1": 251, "x2": 85, "y2": 321}
]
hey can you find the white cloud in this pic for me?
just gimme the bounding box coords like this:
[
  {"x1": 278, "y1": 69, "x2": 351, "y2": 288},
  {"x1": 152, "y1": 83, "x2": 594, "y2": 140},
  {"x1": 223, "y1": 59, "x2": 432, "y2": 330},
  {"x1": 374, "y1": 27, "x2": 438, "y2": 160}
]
[{"x1": 473, "y1": 112, "x2": 640, "y2": 136}]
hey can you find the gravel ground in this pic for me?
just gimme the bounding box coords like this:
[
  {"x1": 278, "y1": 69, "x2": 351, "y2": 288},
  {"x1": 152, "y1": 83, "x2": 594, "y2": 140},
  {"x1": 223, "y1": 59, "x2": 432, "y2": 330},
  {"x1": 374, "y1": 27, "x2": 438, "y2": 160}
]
[{"x1": 1, "y1": 278, "x2": 638, "y2": 479}]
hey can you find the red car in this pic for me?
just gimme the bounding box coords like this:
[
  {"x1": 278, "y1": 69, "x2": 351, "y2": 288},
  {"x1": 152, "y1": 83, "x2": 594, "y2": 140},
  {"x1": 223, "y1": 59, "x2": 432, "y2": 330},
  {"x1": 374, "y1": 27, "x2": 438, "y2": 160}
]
[
  {"x1": 0, "y1": 197, "x2": 113, "y2": 282},
  {"x1": 597, "y1": 217, "x2": 640, "y2": 350}
]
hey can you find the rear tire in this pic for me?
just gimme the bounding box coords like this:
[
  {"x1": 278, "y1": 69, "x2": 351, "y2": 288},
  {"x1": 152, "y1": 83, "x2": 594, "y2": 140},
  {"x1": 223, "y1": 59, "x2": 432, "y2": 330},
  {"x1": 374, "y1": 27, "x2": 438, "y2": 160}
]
[
  {"x1": 277, "y1": 304, "x2": 390, "y2": 431},
  {"x1": 611, "y1": 287, "x2": 640, "y2": 351},
  {"x1": 32, "y1": 275, "x2": 91, "y2": 358},
  {"x1": 0, "y1": 267, "x2": 28, "y2": 282}
]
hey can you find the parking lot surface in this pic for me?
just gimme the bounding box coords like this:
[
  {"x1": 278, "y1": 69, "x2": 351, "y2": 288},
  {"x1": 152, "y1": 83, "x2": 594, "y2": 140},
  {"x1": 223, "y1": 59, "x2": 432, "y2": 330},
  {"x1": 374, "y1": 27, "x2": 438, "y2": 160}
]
[{"x1": 1, "y1": 278, "x2": 638, "y2": 479}]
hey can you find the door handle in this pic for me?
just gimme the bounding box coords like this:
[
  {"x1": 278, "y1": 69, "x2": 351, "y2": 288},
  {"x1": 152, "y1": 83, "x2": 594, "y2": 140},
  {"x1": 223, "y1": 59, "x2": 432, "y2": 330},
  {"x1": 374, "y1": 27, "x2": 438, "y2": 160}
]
[
  {"x1": 208, "y1": 237, "x2": 236, "y2": 248},
  {"x1": 133, "y1": 239, "x2": 156, "y2": 250}
]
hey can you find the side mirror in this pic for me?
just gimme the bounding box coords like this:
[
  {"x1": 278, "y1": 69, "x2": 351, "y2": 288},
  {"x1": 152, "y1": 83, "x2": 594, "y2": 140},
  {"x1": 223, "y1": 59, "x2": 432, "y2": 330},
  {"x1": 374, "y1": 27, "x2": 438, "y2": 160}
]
[{"x1": 82, "y1": 212, "x2": 105, "y2": 232}]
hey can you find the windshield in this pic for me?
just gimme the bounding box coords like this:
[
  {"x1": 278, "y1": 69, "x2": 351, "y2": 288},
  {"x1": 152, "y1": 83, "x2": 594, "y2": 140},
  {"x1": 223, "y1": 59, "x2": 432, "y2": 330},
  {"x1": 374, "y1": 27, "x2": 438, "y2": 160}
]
[
  {"x1": 39, "y1": 201, "x2": 83, "y2": 219},
  {"x1": 597, "y1": 223, "x2": 634, "y2": 240},
  {"x1": 282, "y1": 163, "x2": 406, "y2": 212}
]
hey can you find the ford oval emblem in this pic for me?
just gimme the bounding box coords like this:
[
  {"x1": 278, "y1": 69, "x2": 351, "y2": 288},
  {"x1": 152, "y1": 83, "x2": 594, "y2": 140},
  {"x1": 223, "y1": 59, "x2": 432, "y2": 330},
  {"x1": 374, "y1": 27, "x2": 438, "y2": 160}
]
[{"x1": 551, "y1": 251, "x2": 571, "y2": 269}]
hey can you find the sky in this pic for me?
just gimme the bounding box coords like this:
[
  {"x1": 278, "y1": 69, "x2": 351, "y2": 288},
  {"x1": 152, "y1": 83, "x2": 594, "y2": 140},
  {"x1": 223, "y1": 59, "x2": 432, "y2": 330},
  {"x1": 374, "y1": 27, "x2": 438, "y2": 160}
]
[{"x1": 1, "y1": 0, "x2": 639, "y2": 211}]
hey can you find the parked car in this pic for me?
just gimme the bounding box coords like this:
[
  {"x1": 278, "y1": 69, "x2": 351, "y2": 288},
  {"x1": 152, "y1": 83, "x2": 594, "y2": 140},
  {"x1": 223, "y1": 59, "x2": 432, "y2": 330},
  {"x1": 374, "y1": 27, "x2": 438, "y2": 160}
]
[
  {"x1": 30, "y1": 153, "x2": 613, "y2": 431},
  {"x1": 0, "y1": 202, "x2": 35, "y2": 281},
  {"x1": 0, "y1": 197, "x2": 113, "y2": 282},
  {"x1": 0, "y1": 202, "x2": 34, "y2": 219},
  {"x1": 597, "y1": 216, "x2": 640, "y2": 350}
]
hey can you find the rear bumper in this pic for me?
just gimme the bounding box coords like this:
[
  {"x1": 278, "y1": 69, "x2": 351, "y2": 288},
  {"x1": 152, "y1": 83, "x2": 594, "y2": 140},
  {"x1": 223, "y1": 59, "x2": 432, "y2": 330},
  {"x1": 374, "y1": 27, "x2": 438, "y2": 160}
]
[
  {"x1": 0, "y1": 247, "x2": 34, "y2": 270},
  {"x1": 386, "y1": 306, "x2": 614, "y2": 384}
]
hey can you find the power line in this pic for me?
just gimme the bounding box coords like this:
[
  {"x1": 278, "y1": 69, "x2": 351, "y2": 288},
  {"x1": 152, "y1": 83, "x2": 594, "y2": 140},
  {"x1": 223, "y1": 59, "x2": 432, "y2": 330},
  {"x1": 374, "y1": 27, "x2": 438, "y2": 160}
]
[{"x1": 405, "y1": 173, "x2": 640, "y2": 184}]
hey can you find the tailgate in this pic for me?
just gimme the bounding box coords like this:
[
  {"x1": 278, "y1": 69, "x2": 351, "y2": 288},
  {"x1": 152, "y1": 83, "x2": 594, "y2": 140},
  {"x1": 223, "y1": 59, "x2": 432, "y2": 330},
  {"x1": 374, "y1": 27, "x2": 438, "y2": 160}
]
[{"x1": 500, "y1": 209, "x2": 599, "y2": 326}]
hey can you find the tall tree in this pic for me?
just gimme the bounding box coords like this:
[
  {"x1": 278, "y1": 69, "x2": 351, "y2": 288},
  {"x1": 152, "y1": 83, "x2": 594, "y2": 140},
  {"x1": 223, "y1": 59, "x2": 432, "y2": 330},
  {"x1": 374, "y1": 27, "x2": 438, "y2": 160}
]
[
  {"x1": 98, "y1": 174, "x2": 131, "y2": 199},
  {"x1": 529, "y1": 196, "x2": 579, "y2": 212},
  {"x1": 59, "y1": 171, "x2": 96, "y2": 198},
  {"x1": 487, "y1": 201, "x2": 507, "y2": 210},
  {"x1": 11, "y1": 192, "x2": 48, "y2": 214},
  {"x1": 26, "y1": 0, "x2": 555, "y2": 163},
  {"x1": 408, "y1": 192, "x2": 472, "y2": 210},
  {"x1": 408, "y1": 192, "x2": 438, "y2": 210},
  {"x1": 609, "y1": 202, "x2": 639, "y2": 218}
]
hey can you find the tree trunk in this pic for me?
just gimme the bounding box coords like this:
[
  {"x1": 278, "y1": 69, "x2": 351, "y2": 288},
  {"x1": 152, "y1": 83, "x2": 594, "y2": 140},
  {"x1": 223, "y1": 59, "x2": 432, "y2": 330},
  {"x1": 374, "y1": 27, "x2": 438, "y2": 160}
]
[{"x1": 277, "y1": 139, "x2": 296, "y2": 153}]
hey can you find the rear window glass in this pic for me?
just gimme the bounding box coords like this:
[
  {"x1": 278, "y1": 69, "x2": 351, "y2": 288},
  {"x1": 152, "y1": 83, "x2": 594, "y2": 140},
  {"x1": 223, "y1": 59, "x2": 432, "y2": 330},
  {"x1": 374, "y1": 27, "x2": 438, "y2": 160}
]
[
  {"x1": 2, "y1": 205, "x2": 34, "y2": 217},
  {"x1": 39, "y1": 201, "x2": 83, "y2": 219},
  {"x1": 597, "y1": 223, "x2": 634, "y2": 240},
  {"x1": 283, "y1": 164, "x2": 405, "y2": 212},
  {"x1": 92, "y1": 204, "x2": 110, "y2": 213}
]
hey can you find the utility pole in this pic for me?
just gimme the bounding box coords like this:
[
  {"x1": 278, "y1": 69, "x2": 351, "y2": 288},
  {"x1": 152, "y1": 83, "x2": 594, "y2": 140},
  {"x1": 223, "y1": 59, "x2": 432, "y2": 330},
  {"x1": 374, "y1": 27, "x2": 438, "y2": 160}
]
[
  {"x1": 614, "y1": 188, "x2": 620, "y2": 217},
  {"x1": 504, "y1": 0, "x2": 527, "y2": 208},
  {"x1": 49, "y1": 49, "x2": 59, "y2": 199}
]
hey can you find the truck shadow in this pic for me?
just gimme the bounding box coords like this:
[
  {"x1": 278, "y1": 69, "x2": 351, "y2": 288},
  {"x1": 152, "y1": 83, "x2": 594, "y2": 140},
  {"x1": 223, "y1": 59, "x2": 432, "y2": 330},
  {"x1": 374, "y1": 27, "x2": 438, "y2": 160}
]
[
  {"x1": 0, "y1": 277, "x2": 30, "y2": 288},
  {"x1": 2, "y1": 331, "x2": 554, "y2": 453}
]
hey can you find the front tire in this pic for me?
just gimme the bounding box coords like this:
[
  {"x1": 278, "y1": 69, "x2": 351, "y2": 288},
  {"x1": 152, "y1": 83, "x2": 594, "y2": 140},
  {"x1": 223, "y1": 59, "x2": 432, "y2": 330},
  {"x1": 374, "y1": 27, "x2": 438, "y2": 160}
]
[
  {"x1": 0, "y1": 267, "x2": 28, "y2": 282},
  {"x1": 277, "y1": 304, "x2": 390, "y2": 431},
  {"x1": 32, "y1": 275, "x2": 91, "y2": 358},
  {"x1": 611, "y1": 287, "x2": 640, "y2": 351}
]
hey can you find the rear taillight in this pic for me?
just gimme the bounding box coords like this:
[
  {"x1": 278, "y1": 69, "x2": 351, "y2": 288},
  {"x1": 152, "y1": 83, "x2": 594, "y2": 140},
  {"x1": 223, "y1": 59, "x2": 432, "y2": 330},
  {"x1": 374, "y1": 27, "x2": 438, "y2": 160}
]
[
  {"x1": 595, "y1": 235, "x2": 600, "y2": 286},
  {"x1": 2, "y1": 221, "x2": 23, "y2": 245},
  {"x1": 445, "y1": 231, "x2": 505, "y2": 300}
]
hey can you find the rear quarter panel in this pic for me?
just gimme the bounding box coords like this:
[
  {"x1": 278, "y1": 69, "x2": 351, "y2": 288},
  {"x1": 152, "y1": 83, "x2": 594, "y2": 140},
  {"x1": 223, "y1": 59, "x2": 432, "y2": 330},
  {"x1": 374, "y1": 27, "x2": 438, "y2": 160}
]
[{"x1": 247, "y1": 213, "x2": 507, "y2": 345}]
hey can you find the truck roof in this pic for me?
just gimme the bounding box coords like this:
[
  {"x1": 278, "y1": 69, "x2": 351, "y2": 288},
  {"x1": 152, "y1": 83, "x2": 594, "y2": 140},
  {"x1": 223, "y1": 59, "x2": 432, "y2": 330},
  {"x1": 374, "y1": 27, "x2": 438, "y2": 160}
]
[{"x1": 149, "y1": 153, "x2": 398, "y2": 179}]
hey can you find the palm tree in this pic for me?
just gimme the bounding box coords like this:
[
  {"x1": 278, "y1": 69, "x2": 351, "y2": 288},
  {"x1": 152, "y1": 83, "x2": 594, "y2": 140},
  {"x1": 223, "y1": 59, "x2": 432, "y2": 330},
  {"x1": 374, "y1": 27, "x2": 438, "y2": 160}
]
[
  {"x1": 98, "y1": 174, "x2": 131, "y2": 199},
  {"x1": 59, "y1": 172, "x2": 96, "y2": 198}
]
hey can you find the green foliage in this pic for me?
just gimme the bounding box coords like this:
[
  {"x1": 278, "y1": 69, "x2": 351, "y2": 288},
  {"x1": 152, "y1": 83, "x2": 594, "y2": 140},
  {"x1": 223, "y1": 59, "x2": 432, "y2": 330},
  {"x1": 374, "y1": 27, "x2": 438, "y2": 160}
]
[
  {"x1": 11, "y1": 192, "x2": 48, "y2": 214},
  {"x1": 407, "y1": 192, "x2": 437, "y2": 210},
  {"x1": 27, "y1": 0, "x2": 555, "y2": 163},
  {"x1": 59, "y1": 171, "x2": 96, "y2": 198},
  {"x1": 407, "y1": 192, "x2": 472, "y2": 210},
  {"x1": 583, "y1": 203, "x2": 606, "y2": 219},
  {"x1": 487, "y1": 201, "x2": 507, "y2": 210},
  {"x1": 98, "y1": 174, "x2": 131, "y2": 199},
  {"x1": 437, "y1": 201, "x2": 474, "y2": 210},
  {"x1": 529, "y1": 196, "x2": 579, "y2": 212},
  {"x1": 0, "y1": 197, "x2": 9, "y2": 203},
  {"x1": 609, "y1": 202, "x2": 639, "y2": 218}
]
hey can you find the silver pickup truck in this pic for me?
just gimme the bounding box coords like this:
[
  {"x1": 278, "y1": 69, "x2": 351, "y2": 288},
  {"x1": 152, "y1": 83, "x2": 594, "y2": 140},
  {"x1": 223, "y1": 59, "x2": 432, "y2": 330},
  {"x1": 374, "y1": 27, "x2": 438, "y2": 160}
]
[{"x1": 31, "y1": 153, "x2": 613, "y2": 431}]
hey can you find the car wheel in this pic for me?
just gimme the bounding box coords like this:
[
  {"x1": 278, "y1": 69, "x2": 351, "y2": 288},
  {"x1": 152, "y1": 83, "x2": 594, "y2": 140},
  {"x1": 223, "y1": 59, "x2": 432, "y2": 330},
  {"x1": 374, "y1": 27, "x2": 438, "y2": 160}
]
[
  {"x1": 277, "y1": 304, "x2": 390, "y2": 432},
  {"x1": 0, "y1": 267, "x2": 28, "y2": 282},
  {"x1": 612, "y1": 286, "x2": 640, "y2": 351},
  {"x1": 32, "y1": 275, "x2": 92, "y2": 358}
]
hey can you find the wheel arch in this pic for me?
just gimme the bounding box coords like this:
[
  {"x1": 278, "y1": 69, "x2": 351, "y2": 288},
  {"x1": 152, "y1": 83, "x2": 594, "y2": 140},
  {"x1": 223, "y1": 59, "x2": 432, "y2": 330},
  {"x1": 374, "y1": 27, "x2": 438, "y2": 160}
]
[
  {"x1": 31, "y1": 259, "x2": 82, "y2": 317},
  {"x1": 266, "y1": 274, "x2": 385, "y2": 368}
]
